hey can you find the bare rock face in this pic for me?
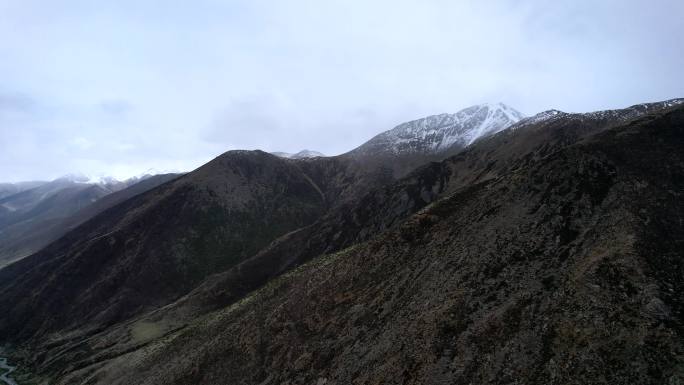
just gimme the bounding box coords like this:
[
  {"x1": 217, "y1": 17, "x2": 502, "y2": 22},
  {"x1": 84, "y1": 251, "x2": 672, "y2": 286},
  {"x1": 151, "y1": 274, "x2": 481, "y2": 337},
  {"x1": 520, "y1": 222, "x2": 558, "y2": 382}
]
[{"x1": 1, "y1": 100, "x2": 683, "y2": 385}]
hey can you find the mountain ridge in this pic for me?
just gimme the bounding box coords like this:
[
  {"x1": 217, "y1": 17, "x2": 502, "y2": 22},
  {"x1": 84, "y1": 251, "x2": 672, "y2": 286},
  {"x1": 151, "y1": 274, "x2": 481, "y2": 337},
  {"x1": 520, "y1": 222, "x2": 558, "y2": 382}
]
[
  {"x1": 0, "y1": 98, "x2": 682, "y2": 385},
  {"x1": 272, "y1": 149, "x2": 326, "y2": 159},
  {"x1": 348, "y1": 103, "x2": 524, "y2": 158}
]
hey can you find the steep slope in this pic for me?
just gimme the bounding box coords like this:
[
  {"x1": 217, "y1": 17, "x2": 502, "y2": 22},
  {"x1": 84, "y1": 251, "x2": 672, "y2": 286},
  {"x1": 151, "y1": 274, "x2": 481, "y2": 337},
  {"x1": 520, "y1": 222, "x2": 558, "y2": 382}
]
[
  {"x1": 0, "y1": 174, "x2": 180, "y2": 267},
  {"x1": 0, "y1": 151, "x2": 332, "y2": 342},
  {"x1": 50, "y1": 102, "x2": 684, "y2": 385},
  {"x1": 187, "y1": 98, "x2": 684, "y2": 311},
  {"x1": 3, "y1": 100, "x2": 681, "y2": 385}
]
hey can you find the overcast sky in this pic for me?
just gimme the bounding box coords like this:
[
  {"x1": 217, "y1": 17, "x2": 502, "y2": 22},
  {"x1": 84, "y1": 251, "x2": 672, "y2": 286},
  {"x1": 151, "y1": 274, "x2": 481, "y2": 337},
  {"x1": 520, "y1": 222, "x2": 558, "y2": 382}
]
[{"x1": 1, "y1": 0, "x2": 682, "y2": 182}]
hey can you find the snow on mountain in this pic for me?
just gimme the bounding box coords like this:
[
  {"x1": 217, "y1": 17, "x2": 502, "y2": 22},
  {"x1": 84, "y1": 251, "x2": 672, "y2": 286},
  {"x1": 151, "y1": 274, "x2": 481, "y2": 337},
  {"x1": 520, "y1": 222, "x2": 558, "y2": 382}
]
[
  {"x1": 291, "y1": 150, "x2": 325, "y2": 159},
  {"x1": 512, "y1": 98, "x2": 684, "y2": 129},
  {"x1": 271, "y1": 152, "x2": 293, "y2": 158},
  {"x1": 55, "y1": 168, "x2": 180, "y2": 189},
  {"x1": 350, "y1": 103, "x2": 524, "y2": 157},
  {"x1": 57, "y1": 173, "x2": 118, "y2": 185},
  {"x1": 126, "y1": 168, "x2": 181, "y2": 184},
  {"x1": 513, "y1": 109, "x2": 566, "y2": 127},
  {"x1": 272, "y1": 150, "x2": 326, "y2": 159}
]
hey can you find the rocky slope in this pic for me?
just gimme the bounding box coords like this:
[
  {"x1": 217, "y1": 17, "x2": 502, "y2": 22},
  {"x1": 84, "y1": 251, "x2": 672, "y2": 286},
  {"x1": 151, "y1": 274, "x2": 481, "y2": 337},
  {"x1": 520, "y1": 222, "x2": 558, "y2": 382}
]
[
  {"x1": 0, "y1": 151, "x2": 338, "y2": 341},
  {"x1": 65, "y1": 101, "x2": 682, "y2": 385},
  {"x1": 0, "y1": 149, "x2": 404, "y2": 349},
  {"x1": 1, "y1": 99, "x2": 683, "y2": 385}
]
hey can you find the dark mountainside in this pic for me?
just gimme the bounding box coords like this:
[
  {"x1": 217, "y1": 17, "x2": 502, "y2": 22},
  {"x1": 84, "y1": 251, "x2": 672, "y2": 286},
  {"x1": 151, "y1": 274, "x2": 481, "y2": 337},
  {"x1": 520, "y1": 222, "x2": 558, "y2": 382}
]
[
  {"x1": 0, "y1": 149, "x2": 403, "y2": 347},
  {"x1": 0, "y1": 174, "x2": 180, "y2": 267},
  {"x1": 0, "y1": 100, "x2": 682, "y2": 384}
]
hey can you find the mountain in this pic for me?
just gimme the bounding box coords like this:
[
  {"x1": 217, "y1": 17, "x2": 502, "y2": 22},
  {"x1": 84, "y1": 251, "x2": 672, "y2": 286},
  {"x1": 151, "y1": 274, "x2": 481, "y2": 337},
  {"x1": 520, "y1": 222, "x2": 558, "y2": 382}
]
[
  {"x1": 0, "y1": 173, "x2": 180, "y2": 267},
  {"x1": 344, "y1": 103, "x2": 524, "y2": 177},
  {"x1": 101, "y1": 101, "x2": 679, "y2": 385},
  {"x1": 272, "y1": 149, "x2": 326, "y2": 159},
  {"x1": 1, "y1": 99, "x2": 683, "y2": 385},
  {"x1": 0, "y1": 178, "x2": 113, "y2": 227},
  {"x1": 349, "y1": 103, "x2": 523, "y2": 157},
  {"x1": 516, "y1": 98, "x2": 684, "y2": 127},
  {"x1": 0, "y1": 150, "x2": 403, "y2": 351},
  {"x1": 0, "y1": 181, "x2": 47, "y2": 200}
]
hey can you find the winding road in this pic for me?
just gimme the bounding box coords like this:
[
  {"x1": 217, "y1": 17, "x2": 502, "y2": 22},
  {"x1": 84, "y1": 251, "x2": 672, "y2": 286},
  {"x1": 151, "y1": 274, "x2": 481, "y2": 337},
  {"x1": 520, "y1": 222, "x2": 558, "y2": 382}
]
[{"x1": 0, "y1": 358, "x2": 18, "y2": 385}]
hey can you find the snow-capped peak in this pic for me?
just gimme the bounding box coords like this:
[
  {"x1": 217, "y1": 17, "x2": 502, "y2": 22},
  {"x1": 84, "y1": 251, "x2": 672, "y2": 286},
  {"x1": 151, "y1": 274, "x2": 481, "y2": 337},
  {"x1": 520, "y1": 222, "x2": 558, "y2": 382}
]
[
  {"x1": 56, "y1": 168, "x2": 180, "y2": 187},
  {"x1": 57, "y1": 172, "x2": 119, "y2": 185},
  {"x1": 272, "y1": 150, "x2": 326, "y2": 159},
  {"x1": 292, "y1": 149, "x2": 325, "y2": 159},
  {"x1": 511, "y1": 98, "x2": 684, "y2": 129},
  {"x1": 350, "y1": 103, "x2": 524, "y2": 157},
  {"x1": 513, "y1": 109, "x2": 567, "y2": 127},
  {"x1": 127, "y1": 168, "x2": 179, "y2": 182}
]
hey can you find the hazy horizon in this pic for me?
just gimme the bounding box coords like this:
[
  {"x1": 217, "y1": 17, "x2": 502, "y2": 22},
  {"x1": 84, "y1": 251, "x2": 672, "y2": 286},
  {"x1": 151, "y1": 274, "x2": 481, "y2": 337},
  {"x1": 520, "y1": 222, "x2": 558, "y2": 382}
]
[{"x1": 2, "y1": 0, "x2": 683, "y2": 182}]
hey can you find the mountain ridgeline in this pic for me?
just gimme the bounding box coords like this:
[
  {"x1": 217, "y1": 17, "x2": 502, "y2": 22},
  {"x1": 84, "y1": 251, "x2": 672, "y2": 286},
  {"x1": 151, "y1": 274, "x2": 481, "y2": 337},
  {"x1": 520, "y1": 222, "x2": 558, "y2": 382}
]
[
  {"x1": 343, "y1": 103, "x2": 524, "y2": 177},
  {"x1": 0, "y1": 100, "x2": 683, "y2": 385}
]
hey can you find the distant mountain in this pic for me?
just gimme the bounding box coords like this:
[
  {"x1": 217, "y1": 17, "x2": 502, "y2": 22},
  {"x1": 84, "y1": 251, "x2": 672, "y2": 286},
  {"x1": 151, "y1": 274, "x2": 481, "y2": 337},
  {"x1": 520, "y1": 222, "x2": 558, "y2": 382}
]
[
  {"x1": 515, "y1": 98, "x2": 684, "y2": 127},
  {"x1": 272, "y1": 149, "x2": 326, "y2": 159},
  {"x1": 344, "y1": 103, "x2": 524, "y2": 177},
  {"x1": 0, "y1": 181, "x2": 47, "y2": 200},
  {"x1": 0, "y1": 173, "x2": 180, "y2": 267},
  {"x1": 349, "y1": 103, "x2": 524, "y2": 157},
  {"x1": 0, "y1": 173, "x2": 179, "y2": 267},
  {"x1": 0, "y1": 178, "x2": 112, "y2": 227},
  {"x1": 277, "y1": 104, "x2": 521, "y2": 174}
]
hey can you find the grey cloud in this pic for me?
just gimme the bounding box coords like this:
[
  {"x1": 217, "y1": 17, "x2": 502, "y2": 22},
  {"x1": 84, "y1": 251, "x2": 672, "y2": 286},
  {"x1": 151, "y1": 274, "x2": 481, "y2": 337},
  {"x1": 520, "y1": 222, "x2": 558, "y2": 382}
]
[
  {"x1": 99, "y1": 100, "x2": 134, "y2": 119},
  {"x1": 204, "y1": 95, "x2": 290, "y2": 151},
  {"x1": 0, "y1": 0, "x2": 682, "y2": 181},
  {"x1": 0, "y1": 92, "x2": 34, "y2": 113}
]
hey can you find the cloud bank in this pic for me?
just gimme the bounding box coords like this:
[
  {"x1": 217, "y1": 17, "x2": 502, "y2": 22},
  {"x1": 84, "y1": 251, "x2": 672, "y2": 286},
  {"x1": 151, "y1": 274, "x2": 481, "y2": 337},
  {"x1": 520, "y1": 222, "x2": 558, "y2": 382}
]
[{"x1": 1, "y1": 0, "x2": 682, "y2": 181}]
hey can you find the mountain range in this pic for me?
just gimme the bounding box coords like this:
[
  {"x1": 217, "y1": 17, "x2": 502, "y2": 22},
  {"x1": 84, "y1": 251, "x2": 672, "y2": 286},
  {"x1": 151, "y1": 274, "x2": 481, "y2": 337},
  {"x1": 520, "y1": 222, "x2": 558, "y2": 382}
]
[
  {"x1": 271, "y1": 149, "x2": 327, "y2": 159},
  {"x1": 0, "y1": 99, "x2": 682, "y2": 385},
  {"x1": 0, "y1": 173, "x2": 180, "y2": 267}
]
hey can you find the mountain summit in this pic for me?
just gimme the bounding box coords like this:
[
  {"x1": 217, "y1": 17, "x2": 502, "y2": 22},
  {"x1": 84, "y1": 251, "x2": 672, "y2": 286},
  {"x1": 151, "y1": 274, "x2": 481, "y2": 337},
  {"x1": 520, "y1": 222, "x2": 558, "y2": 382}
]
[
  {"x1": 272, "y1": 149, "x2": 326, "y2": 159},
  {"x1": 349, "y1": 103, "x2": 524, "y2": 157},
  {"x1": 342, "y1": 103, "x2": 524, "y2": 177}
]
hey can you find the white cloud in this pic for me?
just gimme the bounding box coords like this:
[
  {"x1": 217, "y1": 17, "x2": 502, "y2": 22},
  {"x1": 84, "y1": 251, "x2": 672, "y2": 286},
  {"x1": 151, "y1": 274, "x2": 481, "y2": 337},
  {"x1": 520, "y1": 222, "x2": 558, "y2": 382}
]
[
  {"x1": 0, "y1": 0, "x2": 682, "y2": 181},
  {"x1": 70, "y1": 136, "x2": 95, "y2": 150}
]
